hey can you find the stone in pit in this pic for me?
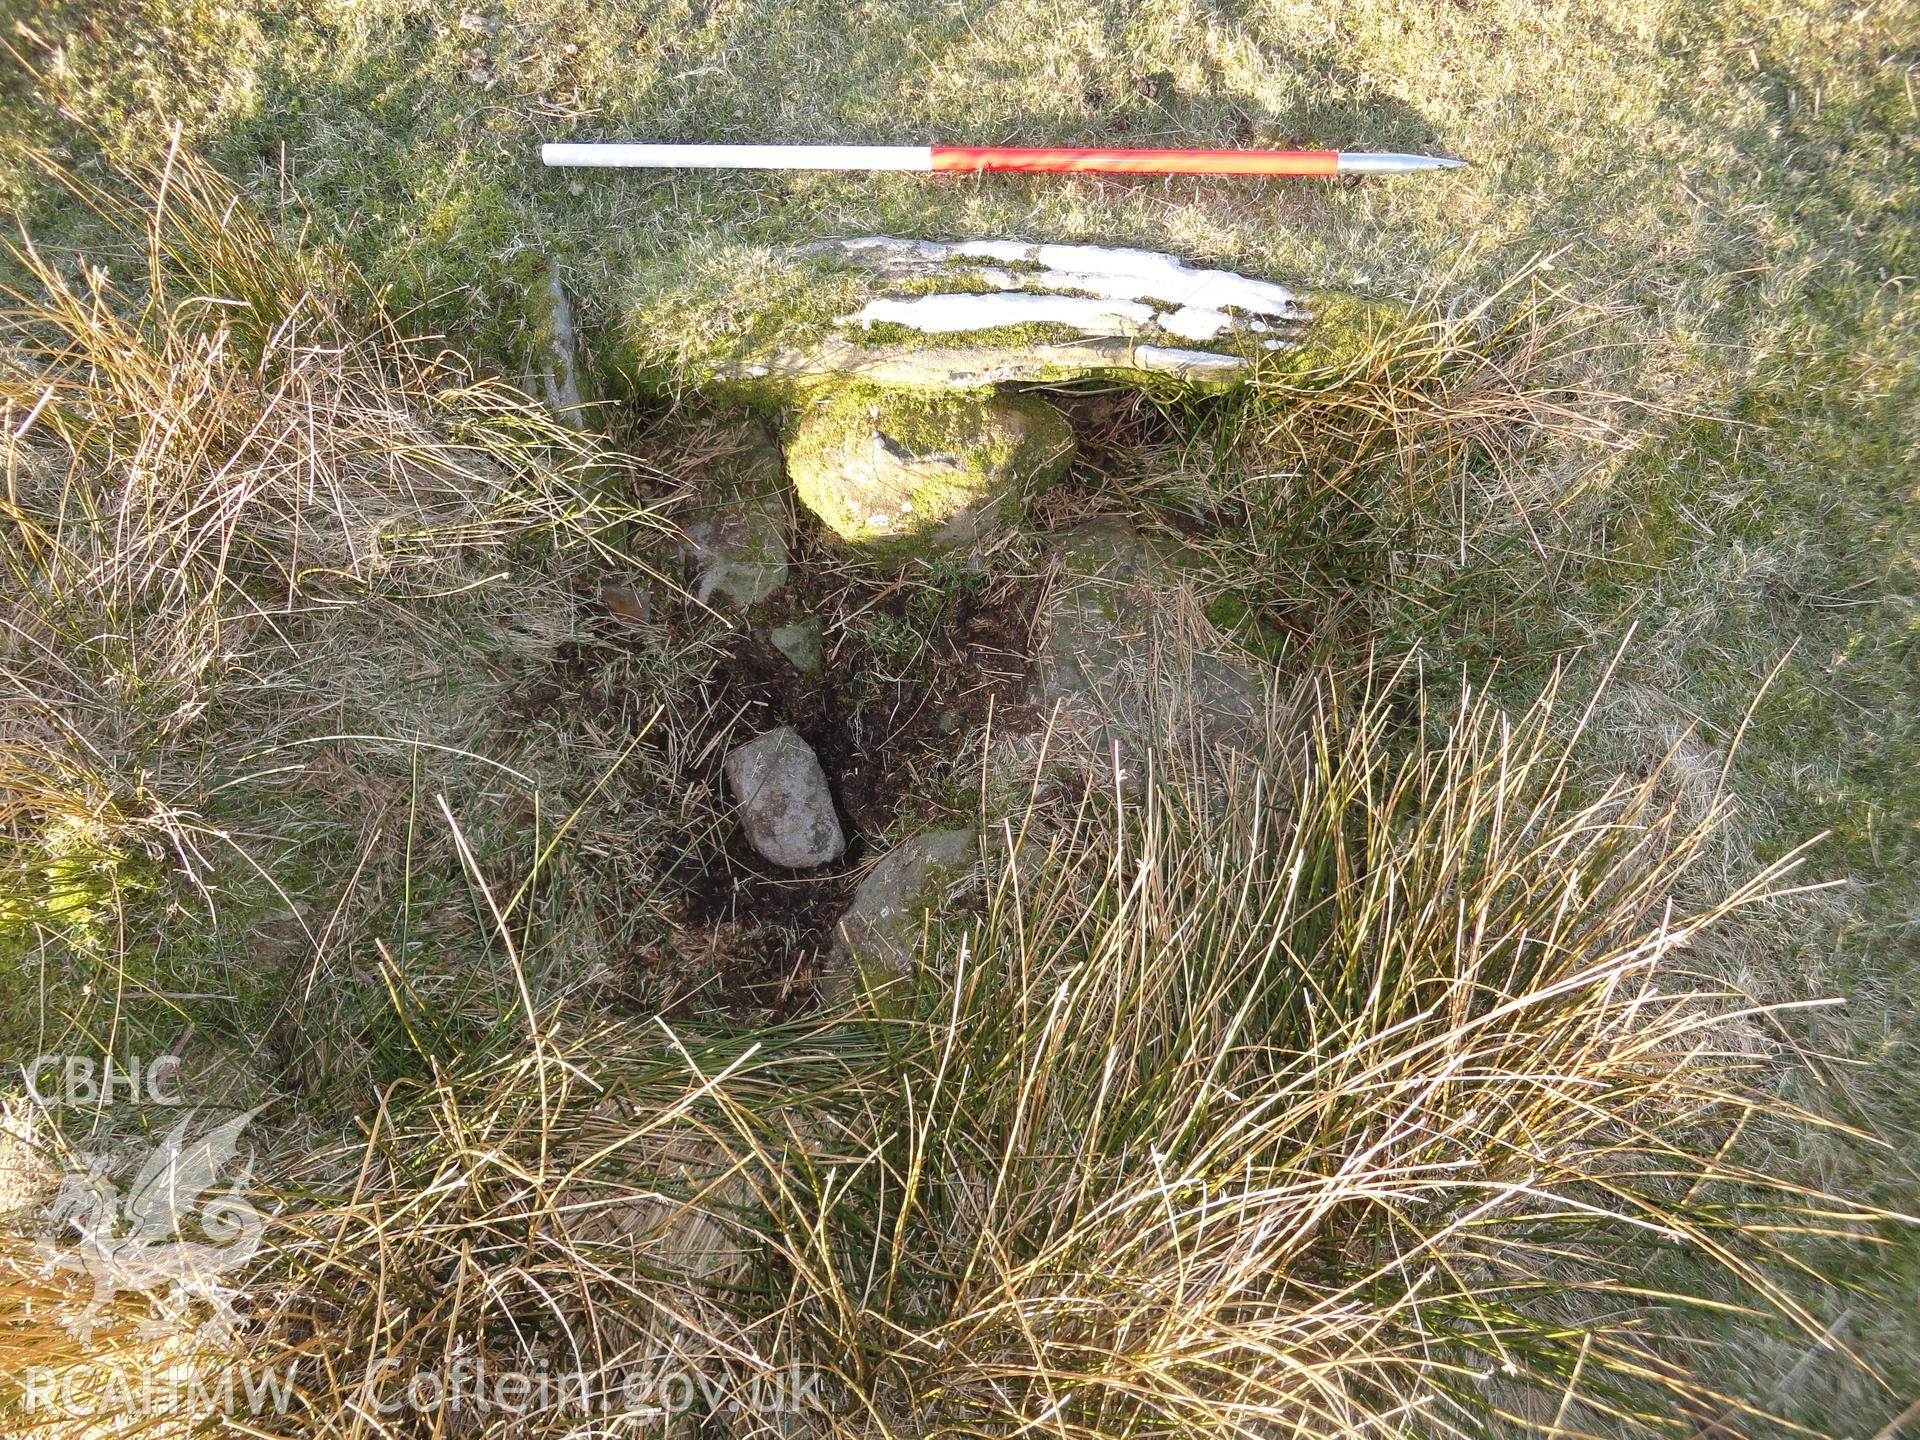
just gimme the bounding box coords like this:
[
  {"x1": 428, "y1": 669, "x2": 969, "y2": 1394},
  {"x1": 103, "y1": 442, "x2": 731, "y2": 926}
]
[
  {"x1": 722, "y1": 727, "x2": 845, "y2": 869},
  {"x1": 833, "y1": 827, "x2": 980, "y2": 973},
  {"x1": 785, "y1": 389, "x2": 1072, "y2": 563},
  {"x1": 682, "y1": 494, "x2": 789, "y2": 609},
  {"x1": 1031, "y1": 520, "x2": 1265, "y2": 774}
]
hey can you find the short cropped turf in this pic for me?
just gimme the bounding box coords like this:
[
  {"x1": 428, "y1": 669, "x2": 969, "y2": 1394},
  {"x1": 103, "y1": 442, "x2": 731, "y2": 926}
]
[{"x1": 1, "y1": 0, "x2": 1915, "y2": 1433}]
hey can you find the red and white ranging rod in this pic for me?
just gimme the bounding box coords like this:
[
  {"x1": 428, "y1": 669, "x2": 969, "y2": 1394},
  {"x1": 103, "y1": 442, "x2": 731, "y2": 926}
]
[{"x1": 540, "y1": 143, "x2": 1463, "y2": 177}]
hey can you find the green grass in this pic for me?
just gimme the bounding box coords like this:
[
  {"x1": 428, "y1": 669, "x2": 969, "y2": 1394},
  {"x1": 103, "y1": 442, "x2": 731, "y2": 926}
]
[
  {"x1": 16, "y1": 0, "x2": 1896, "y2": 371},
  {"x1": 1, "y1": 0, "x2": 1915, "y2": 1431}
]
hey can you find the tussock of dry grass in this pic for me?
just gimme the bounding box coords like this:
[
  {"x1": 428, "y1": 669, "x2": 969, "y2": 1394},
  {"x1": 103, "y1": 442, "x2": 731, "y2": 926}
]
[
  {"x1": 1104, "y1": 267, "x2": 1658, "y2": 662},
  {"x1": 224, "y1": 671, "x2": 1888, "y2": 1439},
  {"x1": 1254, "y1": 272, "x2": 1640, "y2": 515},
  {"x1": 0, "y1": 142, "x2": 666, "y2": 1059}
]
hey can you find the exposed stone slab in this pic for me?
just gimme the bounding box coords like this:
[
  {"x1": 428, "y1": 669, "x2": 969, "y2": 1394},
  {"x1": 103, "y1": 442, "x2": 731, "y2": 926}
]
[
  {"x1": 1029, "y1": 520, "x2": 1265, "y2": 777},
  {"x1": 658, "y1": 237, "x2": 1322, "y2": 397},
  {"x1": 825, "y1": 237, "x2": 1307, "y2": 343},
  {"x1": 714, "y1": 334, "x2": 1253, "y2": 389},
  {"x1": 681, "y1": 496, "x2": 789, "y2": 609},
  {"x1": 532, "y1": 265, "x2": 587, "y2": 423},
  {"x1": 830, "y1": 828, "x2": 981, "y2": 978}
]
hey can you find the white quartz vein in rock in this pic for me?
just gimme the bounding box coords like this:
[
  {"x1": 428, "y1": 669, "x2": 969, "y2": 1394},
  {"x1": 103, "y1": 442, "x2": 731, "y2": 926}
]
[
  {"x1": 952, "y1": 241, "x2": 1303, "y2": 320},
  {"x1": 832, "y1": 237, "x2": 1305, "y2": 342},
  {"x1": 848, "y1": 292, "x2": 1156, "y2": 336},
  {"x1": 1157, "y1": 306, "x2": 1234, "y2": 340},
  {"x1": 839, "y1": 235, "x2": 1300, "y2": 311}
]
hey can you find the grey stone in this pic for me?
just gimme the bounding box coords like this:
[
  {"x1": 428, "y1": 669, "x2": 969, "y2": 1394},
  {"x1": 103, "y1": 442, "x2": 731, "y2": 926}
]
[
  {"x1": 784, "y1": 389, "x2": 1072, "y2": 562},
  {"x1": 682, "y1": 496, "x2": 789, "y2": 609},
  {"x1": 831, "y1": 829, "x2": 980, "y2": 977},
  {"x1": 535, "y1": 267, "x2": 586, "y2": 425},
  {"x1": 1032, "y1": 520, "x2": 1264, "y2": 776},
  {"x1": 702, "y1": 419, "x2": 785, "y2": 500},
  {"x1": 723, "y1": 727, "x2": 845, "y2": 869},
  {"x1": 769, "y1": 616, "x2": 825, "y2": 676}
]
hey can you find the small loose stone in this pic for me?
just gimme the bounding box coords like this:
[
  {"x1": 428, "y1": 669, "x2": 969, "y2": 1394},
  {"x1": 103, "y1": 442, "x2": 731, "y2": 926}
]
[
  {"x1": 722, "y1": 727, "x2": 845, "y2": 869},
  {"x1": 769, "y1": 617, "x2": 825, "y2": 676}
]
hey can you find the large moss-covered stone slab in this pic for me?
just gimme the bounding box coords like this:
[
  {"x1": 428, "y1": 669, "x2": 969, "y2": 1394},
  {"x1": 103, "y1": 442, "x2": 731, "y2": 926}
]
[
  {"x1": 786, "y1": 389, "x2": 1072, "y2": 561},
  {"x1": 609, "y1": 237, "x2": 1397, "y2": 402}
]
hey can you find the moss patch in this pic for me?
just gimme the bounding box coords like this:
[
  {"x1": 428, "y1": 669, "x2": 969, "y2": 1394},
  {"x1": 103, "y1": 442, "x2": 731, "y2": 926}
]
[{"x1": 785, "y1": 387, "x2": 1073, "y2": 563}]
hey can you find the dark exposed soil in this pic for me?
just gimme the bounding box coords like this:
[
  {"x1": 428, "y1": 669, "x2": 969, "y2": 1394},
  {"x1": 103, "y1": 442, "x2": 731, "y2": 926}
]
[
  {"x1": 1050, "y1": 388, "x2": 1181, "y2": 480},
  {"x1": 512, "y1": 519, "x2": 1046, "y2": 1017},
  {"x1": 503, "y1": 393, "x2": 1193, "y2": 1016},
  {"x1": 706, "y1": 581, "x2": 1042, "y2": 836}
]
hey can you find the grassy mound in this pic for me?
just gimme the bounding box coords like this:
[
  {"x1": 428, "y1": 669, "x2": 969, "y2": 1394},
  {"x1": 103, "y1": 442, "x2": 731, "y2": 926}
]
[
  {"x1": 222, "y1": 673, "x2": 1884, "y2": 1438},
  {"x1": 1, "y1": 10, "x2": 1914, "y2": 1414}
]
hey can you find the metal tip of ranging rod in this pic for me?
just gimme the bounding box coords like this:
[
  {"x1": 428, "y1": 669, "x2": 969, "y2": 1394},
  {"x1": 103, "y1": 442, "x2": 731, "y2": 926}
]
[{"x1": 1334, "y1": 152, "x2": 1468, "y2": 174}]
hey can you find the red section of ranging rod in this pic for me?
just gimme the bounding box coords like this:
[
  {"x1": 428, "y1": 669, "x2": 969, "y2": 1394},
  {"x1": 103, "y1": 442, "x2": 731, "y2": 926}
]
[{"x1": 930, "y1": 146, "x2": 1343, "y2": 176}]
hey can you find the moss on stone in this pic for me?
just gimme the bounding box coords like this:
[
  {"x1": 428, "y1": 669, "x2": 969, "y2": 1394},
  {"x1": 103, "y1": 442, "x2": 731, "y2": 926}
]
[
  {"x1": 600, "y1": 240, "x2": 1367, "y2": 404},
  {"x1": 609, "y1": 251, "x2": 865, "y2": 400},
  {"x1": 785, "y1": 386, "x2": 1072, "y2": 564},
  {"x1": 0, "y1": 813, "x2": 156, "y2": 1034}
]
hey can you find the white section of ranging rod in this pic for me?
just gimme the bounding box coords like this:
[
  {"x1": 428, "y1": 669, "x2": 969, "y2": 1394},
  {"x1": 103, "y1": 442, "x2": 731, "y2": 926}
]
[{"x1": 541, "y1": 143, "x2": 935, "y2": 171}]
